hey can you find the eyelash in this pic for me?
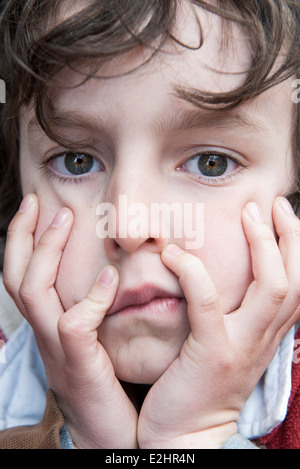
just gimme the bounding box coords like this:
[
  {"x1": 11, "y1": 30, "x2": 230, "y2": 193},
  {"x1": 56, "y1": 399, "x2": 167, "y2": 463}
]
[
  {"x1": 39, "y1": 148, "x2": 244, "y2": 187},
  {"x1": 38, "y1": 152, "x2": 104, "y2": 185},
  {"x1": 40, "y1": 166, "x2": 93, "y2": 185},
  {"x1": 178, "y1": 150, "x2": 244, "y2": 185}
]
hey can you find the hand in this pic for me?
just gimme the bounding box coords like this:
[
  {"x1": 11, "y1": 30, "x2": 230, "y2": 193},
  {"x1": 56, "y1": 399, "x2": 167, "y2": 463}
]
[
  {"x1": 3, "y1": 194, "x2": 138, "y2": 449},
  {"x1": 138, "y1": 197, "x2": 300, "y2": 449}
]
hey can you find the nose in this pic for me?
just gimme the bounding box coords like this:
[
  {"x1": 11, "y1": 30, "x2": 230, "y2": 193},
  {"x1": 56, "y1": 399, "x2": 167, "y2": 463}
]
[{"x1": 98, "y1": 167, "x2": 169, "y2": 258}]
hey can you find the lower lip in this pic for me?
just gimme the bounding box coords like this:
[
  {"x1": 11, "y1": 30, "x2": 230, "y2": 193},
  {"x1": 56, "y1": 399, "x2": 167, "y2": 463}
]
[{"x1": 115, "y1": 297, "x2": 185, "y2": 317}]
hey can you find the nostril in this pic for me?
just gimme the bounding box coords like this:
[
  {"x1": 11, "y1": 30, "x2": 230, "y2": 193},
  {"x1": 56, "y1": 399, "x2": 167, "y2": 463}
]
[{"x1": 146, "y1": 238, "x2": 155, "y2": 243}]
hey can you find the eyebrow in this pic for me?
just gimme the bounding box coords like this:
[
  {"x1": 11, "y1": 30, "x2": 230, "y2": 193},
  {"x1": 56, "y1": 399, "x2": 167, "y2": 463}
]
[
  {"x1": 27, "y1": 112, "x2": 111, "y2": 148},
  {"x1": 150, "y1": 107, "x2": 268, "y2": 136},
  {"x1": 27, "y1": 105, "x2": 268, "y2": 146}
]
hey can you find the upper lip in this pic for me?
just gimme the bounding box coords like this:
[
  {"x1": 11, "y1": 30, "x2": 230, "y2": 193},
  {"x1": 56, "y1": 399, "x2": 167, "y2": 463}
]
[{"x1": 107, "y1": 284, "x2": 183, "y2": 315}]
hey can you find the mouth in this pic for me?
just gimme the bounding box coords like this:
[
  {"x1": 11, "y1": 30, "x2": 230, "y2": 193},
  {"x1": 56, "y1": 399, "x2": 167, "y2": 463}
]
[{"x1": 107, "y1": 284, "x2": 185, "y2": 316}]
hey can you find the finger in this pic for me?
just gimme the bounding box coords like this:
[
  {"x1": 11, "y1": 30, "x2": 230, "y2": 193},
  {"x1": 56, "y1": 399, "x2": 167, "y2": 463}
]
[
  {"x1": 58, "y1": 265, "x2": 119, "y2": 371},
  {"x1": 273, "y1": 197, "x2": 300, "y2": 277},
  {"x1": 18, "y1": 207, "x2": 73, "y2": 339},
  {"x1": 161, "y1": 244, "x2": 224, "y2": 344},
  {"x1": 3, "y1": 194, "x2": 39, "y2": 317},
  {"x1": 240, "y1": 202, "x2": 289, "y2": 331},
  {"x1": 271, "y1": 197, "x2": 300, "y2": 330}
]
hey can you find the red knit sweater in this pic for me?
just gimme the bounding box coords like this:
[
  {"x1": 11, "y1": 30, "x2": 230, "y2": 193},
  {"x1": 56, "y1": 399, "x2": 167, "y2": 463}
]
[{"x1": 258, "y1": 327, "x2": 300, "y2": 449}]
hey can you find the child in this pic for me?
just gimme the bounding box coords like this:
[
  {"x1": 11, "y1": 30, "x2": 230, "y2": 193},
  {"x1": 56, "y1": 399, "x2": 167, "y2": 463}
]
[{"x1": 0, "y1": 0, "x2": 300, "y2": 449}]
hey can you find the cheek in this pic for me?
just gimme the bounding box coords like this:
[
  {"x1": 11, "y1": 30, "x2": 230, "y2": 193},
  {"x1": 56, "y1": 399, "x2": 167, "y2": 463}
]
[
  {"x1": 32, "y1": 192, "x2": 108, "y2": 310},
  {"x1": 193, "y1": 212, "x2": 252, "y2": 313}
]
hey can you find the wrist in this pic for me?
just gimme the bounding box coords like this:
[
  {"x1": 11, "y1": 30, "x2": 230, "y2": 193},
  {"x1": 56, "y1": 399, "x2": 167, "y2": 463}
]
[
  {"x1": 67, "y1": 423, "x2": 138, "y2": 449},
  {"x1": 140, "y1": 422, "x2": 238, "y2": 449}
]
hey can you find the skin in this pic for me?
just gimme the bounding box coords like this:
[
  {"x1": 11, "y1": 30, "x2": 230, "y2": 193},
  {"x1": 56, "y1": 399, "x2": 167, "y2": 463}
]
[{"x1": 3, "y1": 4, "x2": 300, "y2": 448}]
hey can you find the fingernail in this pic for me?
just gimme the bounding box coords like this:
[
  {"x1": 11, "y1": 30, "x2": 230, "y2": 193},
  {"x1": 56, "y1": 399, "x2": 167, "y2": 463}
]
[
  {"x1": 246, "y1": 203, "x2": 264, "y2": 222},
  {"x1": 165, "y1": 244, "x2": 185, "y2": 256},
  {"x1": 279, "y1": 197, "x2": 294, "y2": 215},
  {"x1": 18, "y1": 195, "x2": 33, "y2": 213},
  {"x1": 51, "y1": 208, "x2": 71, "y2": 228},
  {"x1": 97, "y1": 266, "x2": 115, "y2": 287}
]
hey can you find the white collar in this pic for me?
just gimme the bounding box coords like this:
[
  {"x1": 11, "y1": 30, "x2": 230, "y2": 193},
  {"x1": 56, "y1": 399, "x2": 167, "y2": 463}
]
[{"x1": 238, "y1": 325, "x2": 295, "y2": 439}]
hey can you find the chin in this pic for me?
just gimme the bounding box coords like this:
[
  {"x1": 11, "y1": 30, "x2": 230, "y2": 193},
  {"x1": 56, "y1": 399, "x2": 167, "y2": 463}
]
[
  {"x1": 116, "y1": 364, "x2": 167, "y2": 385},
  {"x1": 107, "y1": 338, "x2": 185, "y2": 385}
]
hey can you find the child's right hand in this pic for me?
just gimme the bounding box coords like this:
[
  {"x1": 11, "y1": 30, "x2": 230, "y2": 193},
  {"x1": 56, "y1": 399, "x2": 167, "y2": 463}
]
[{"x1": 3, "y1": 194, "x2": 138, "y2": 449}]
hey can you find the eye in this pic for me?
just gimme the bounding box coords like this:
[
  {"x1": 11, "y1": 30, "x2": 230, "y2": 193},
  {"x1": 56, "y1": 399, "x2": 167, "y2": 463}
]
[
  {"x1": 49, "y1": 152, "x2": 104, "y2": 176},
  {"x1": 181, "y1": 152, "x2": 240, "y2": 180}
]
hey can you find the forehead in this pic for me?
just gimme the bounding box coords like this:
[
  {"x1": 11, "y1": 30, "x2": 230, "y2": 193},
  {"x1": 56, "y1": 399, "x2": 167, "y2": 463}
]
[
  {"x1": 53, "y1": 3, "x2": 252, "y2": 97},
  {"x1": 24, "y1": 2, "x2": 294, "y2": 148}
]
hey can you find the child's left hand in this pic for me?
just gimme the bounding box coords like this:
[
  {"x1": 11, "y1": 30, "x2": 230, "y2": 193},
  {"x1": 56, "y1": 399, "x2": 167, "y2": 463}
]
[{"x1": 137, "y1": 197, "x2": 300, "y2": 449}]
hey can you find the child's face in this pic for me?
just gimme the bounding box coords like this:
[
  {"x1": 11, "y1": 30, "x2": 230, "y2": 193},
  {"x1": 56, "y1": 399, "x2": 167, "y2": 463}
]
[{"x1": 19, "y1": 6, "x2": 295, "y2": 383}]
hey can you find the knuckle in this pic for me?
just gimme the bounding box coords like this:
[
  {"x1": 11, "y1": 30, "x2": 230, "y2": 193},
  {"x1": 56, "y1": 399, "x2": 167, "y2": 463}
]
[
  {"x1": 212, "y1": 348, "x2": 236, "y2": 376},
  {"x1": 83, "y1": 295, "x2": 109, "y2": 312},
  {"x1": 257, "y1": 229, "x2": 276, "y2": 245},
  {"x1": 58, "y1": 313, "x2": 81, "y2": 338},
  {"x1": 200, "y1": 291, "x2": 220, "y2": 311},
  {"x1": 18, "y1": 281, "x2": 37, "y2": 308},
  {"x1": 36, "y1": 232, "x2": 53, "y2": 250},
  {"x1": 269, "y1": 281, "x2": 289, "y2": 304},
  {"x1": 2, "y1": 273, "x2": 14, "y2": 296},
  {"x1": 218, "y1": 354, "x2": 235, "y2": 375}
]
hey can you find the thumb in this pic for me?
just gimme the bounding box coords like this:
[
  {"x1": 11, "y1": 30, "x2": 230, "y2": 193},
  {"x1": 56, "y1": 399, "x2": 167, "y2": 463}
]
[{"x1": 57, "y1": 265, "x2": 119, "y2": 368}]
